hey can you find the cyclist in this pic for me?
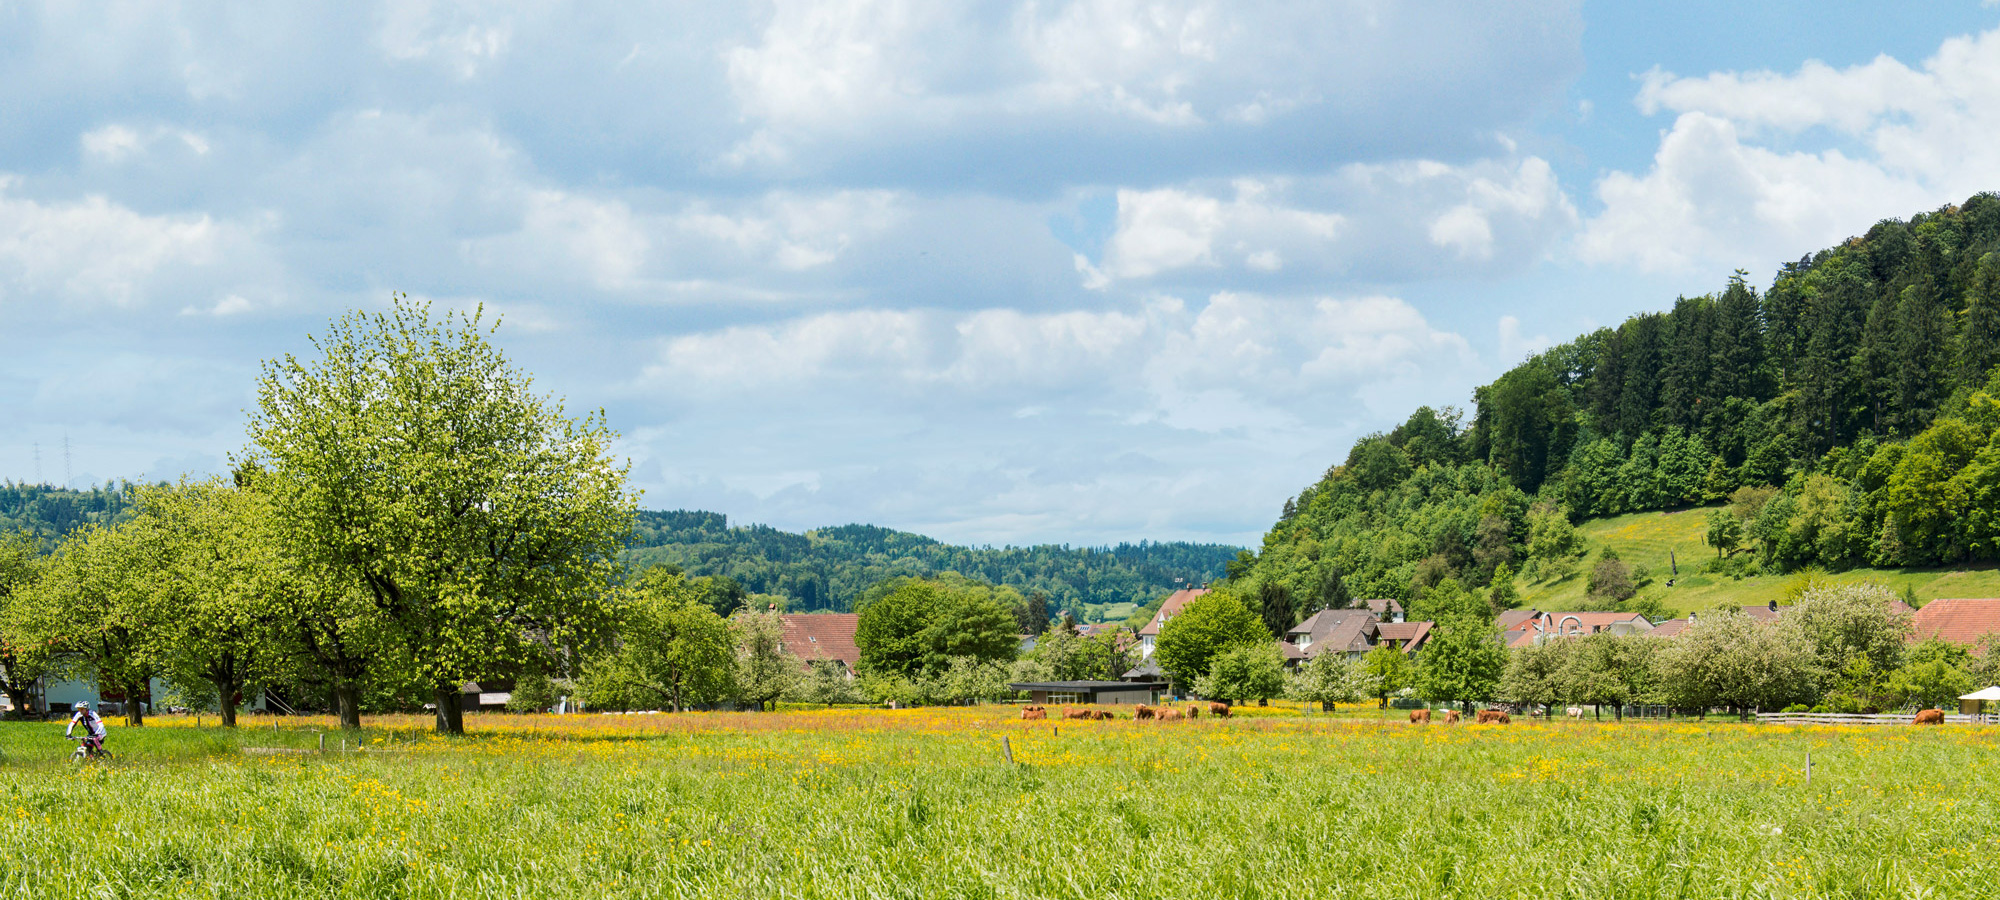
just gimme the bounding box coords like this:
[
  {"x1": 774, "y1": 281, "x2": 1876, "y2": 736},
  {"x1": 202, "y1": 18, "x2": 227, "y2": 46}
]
[{"x1": 66, "y1": 701, "x2": 107, "y2": 756}]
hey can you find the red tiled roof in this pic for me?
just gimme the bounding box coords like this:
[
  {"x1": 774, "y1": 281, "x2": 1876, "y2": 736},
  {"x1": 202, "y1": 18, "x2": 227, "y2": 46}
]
[
  {"x1": 1287, "y1": 609, "x2": 1377, "y2": 658},
  {"x1": 1376, "y1": 620, "x2": 1432, "y2": 653},
  {"x1": 1277, "y1": 640, "x2": 1307, "y2": 661},
  {"x1": 1501, "y1": 611, "x2": 1652, "y2": 634},
  {"x1": 779, "y1": 613, "x2": 860, "y2": 671},
  {"x1": 1138, "y1": 589, "x2": 1208, "y2": 636},
  {"x1": 1910, "y1": 598, "x2": 2000, "y2": 648},
  {"x1": 1649, "y1": 618, "x2": 1689, "y2": 638}
]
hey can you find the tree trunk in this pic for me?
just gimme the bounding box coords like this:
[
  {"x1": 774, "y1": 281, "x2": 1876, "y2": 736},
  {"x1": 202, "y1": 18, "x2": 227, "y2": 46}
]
[
  {"x1": 125, "y1": 681, "x2": 145, "y2": 727},
  {"x1": 334, "y1": 684, "x2": 363, "y2": 731},
  {"x1": 433, "y1": 685, "x2": 465, "y2": 734},
  {"x1": 215, "y1": 678, "x2": 240, "y2": 728},
  {"x1": 1, "y1": 687, "x2": 30, "y2": 720}
]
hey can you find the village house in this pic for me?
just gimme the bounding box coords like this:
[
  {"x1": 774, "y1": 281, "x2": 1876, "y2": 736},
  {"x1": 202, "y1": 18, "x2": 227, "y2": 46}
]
[
  {"x1": 777, "y1": 612, "x2": 861, "y2": 674},
  {"x1": 1499, "y1": 609, "x2": 1655, "y2": 648},
  {"x1": 1909, "y1": 598, "x2": 2000, "y2": 649},
  {"x1": 1137, "y1": 588, "x2": 1208, "y2": 659},
  {"x1": 1283, "y1": 607, "x2": 1432, "y2": 664}
]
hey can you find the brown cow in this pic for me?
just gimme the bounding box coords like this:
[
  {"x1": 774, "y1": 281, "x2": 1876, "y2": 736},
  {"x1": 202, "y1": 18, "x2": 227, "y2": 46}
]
[
  {"x1": 1914, "y1": 708, "x2": 1946, "y2": 725},
  {"x1": 1155, "y1": 709, "x2": 1185, "y2": 722},
  {"x1": 1134, "y1": 704, "x2": 1155, "y2": 720},
  {"x1": 1186, "y1": 705, "x2": 1200, "y2": 719},
  {"x1": 1021, "y1": 706, "x2": 1047, "y2": 720},
  {"x1": 1475, "y1": 710, "x2": 1511, "y2": 724},
  {"x1": 1092, "y1": 710, "x2": 1117, "y2": 720},
  {"x1": 1409, "y1": 709, "x2": 1431, "y2": 724},
  {"x1": 1444, "y1": 710, "x2": 1461, "y2": 724},
  {"x1": 1208, "y1": 702, "x2": 1231, "y2": 718},
  {"x1": 1062, "y1": 708, "x2": 1094, "y2": 720}
]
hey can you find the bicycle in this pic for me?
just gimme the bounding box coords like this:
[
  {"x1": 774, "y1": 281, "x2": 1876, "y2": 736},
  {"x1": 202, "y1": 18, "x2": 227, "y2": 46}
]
[{"x1": 68, "y1": 736, "x2": 113, "y2": 763}]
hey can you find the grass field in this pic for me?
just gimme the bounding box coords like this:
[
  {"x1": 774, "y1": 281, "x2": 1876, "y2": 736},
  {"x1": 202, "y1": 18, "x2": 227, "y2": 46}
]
[
  {"x1": 1, "y1": 707, "x2": 1996, "y2": 898},
  {"x1": 1514, "y1": 507, "x2": 2000, "y2": 616}
]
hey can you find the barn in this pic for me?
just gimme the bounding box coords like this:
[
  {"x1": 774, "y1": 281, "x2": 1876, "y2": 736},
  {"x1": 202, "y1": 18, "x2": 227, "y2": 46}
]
[{"x1": 1008, "y1": 680, "x2": 1168, "y2": 705}]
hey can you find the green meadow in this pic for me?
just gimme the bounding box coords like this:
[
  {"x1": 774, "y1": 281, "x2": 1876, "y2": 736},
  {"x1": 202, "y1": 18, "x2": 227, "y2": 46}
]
[
  {"x1": 0, "y1": 708, "x2": 1994, "y2": 899},
  {"x1": 1514, "y1": 508, "x2": 2000, "y2": 616}
]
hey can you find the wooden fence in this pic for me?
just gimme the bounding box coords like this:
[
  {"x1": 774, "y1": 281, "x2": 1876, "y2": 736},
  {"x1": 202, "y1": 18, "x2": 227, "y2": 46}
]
[{"x1": 1754, "y1": 711, "x2": 1995, "y2": 726}]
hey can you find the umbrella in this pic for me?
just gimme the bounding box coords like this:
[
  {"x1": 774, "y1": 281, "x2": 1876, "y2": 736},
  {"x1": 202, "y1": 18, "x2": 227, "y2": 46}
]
[{"x1": 1958, "y1": 686, "x2": 2000, "y2": 701}]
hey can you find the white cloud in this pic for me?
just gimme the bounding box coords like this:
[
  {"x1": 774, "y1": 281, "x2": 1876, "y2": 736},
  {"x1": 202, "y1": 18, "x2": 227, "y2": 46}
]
[
  {"x1": 1582, "y1": 27, "x2": 2000, "y2": 274},
  {"x1": 375, "y1": 0, "x2": 516, "y2": 79},
  {"x1": 81, "y1": 124, "x2": 211, "y2": 162},
  {"x1": 0, "y1": 179, "x2": 249, "y2": 307},
  {"x1": 1092, "y1": 156, "x2": 1574, "y2": 283}
]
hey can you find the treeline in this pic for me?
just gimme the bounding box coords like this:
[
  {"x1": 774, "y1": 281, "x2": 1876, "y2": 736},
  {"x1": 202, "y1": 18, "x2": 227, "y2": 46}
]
[
  {"x1": 626, "y1": 510, "x2": 1238, "y2": 617},
  {"x1": 0, "y1": 483, "x2": 142, "y2": 552},
  {"x1": 1243, "y1": 193, "x2": 2000, "y2": 612}
]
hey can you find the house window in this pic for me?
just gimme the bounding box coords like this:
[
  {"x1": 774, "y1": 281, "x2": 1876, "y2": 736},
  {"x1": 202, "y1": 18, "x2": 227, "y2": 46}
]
[{"x1": 1047, "y1": 691, "x2": 1086, "y2": 704}]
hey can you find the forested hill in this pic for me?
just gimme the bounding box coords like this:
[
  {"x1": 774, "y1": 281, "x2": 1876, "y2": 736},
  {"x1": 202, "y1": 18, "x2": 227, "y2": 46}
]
[
  {"x1": 0, "y1": 483, "x2": 141, "y2": 552},
  {"x1": 1242, "y1": 192, "x2": 2000, "y2": 616},
  {"x1": 626, "y1": 510, "x2": 1240, "y2": 617}
]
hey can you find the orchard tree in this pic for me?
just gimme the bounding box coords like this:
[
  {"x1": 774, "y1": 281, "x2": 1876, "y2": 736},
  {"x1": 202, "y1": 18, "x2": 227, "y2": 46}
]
[
  {"x1": 1290, "y1": 650, "x2": 1367, "y2": 711},
  {"x1": 245, "y1": 298, "x2": 635, "y2": 734},
  {"x1": 1414, "y1": 617, "x2": 1507, "y2": 713},
  {"x1": 731, "y1": 606, "x2": 798, "y2": 711},
  {"x1": 583, "y1": 568, "x2": 735, "y2": 711},
  {"x1": 1781, "y1": 582, "x2": 1912, "y2": 678},
  {"x1": 1194, "y1": 643, "x2": 1286, "y2": 705},
  {"x1": 1361, "y1": 644, "x2": 1414, "y2": 708},
  {"x1": 1154, "y1": 591, "x2": 1267, "y2": 688},
  {"x1": 0, "y1": 533, "x2": 55, "y2": 719},
  {"x1": 21, "y1": 524, "x2": 158, "y2": 726},
  {"x1": 128, "y1": 481, "x2": 288, "y2": 727},
  {"x1": 855, "y1": 577, "x2": 1019, "y2": 678},
  {"x1": 1498, "y1": 638, "x2": 1570, "y2": 714}
]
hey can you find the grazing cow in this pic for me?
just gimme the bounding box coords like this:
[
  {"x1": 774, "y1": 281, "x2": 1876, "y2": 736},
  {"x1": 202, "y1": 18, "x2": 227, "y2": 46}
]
[
  {"x1": 1444, "y1": 710, "x2": 1461, "y2": 724},
  {"x1": 1134, "y1": 705, "x2": 1155, "y2": 720},
  {"x1": 1475, "y1": 710, "x2": 1511, "y2": 725},
  {"x1": 1092, "y1": 710, "x2": 1117, "y2": 720},
  {"x1": 1186, "y1": 705, "x2": 1200, "y2": 719},
  {"x1": 1021, "y1": 706, "x2": 1047, "y2": 720},
  {"x1": 1155, "y1": 709, "x2": 1185, "y2": 722},
  {"x1": 1208, "y1": 702, "x2": 1231, "y2": 718},
  {"x1": 1409, "y1": 709, "x2": 1431, "y2": 724},
  {"x1": 1566, "y1": 707, "x2": 1583, "y2": 719},
  {"x1": 1913, "y1": 708, "x2": 1946, "y2": 725},
  {"x1": 1062, "y1": 708, "x2": 1094, "y2": 720}
]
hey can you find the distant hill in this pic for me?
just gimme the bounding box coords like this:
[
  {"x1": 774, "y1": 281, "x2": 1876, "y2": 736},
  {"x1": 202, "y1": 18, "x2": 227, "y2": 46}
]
[
  {"x1": 0, "y1": 483, "x2": 142, "y2": 552},
  {"x1": 0, "y1": 487, "x2": 1239, "y2": 621},
  {"x1": 626, "y1": 510, "x2": 1240, "y2": 618},
  {"x1": 1238, "y1": 192, "x2": 2000, "y2": 620}
]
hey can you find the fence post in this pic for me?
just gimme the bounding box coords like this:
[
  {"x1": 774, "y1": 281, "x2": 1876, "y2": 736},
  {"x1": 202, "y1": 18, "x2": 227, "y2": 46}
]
[
  {"x1": 1806, "y1": 749, "x2": 1811, "y2": 785},
  {"x1": 1001, "y1": 737, "x2": 1014, "y2": 765}
]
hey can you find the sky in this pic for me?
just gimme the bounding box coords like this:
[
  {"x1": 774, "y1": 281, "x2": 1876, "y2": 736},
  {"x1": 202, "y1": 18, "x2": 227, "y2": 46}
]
[{"x1": 6, "y1": 1, "x2": 2000, "y2": 549}]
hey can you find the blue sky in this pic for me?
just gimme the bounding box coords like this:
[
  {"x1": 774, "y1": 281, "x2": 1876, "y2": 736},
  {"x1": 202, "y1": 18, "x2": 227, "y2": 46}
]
[{"x1": 6, "y1": 1, "x2": 2000, "y2": 548}]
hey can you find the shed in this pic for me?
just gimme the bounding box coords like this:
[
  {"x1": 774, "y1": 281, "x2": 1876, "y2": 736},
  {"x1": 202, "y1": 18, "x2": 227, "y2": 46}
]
[
  {"x1": 1009, "y1": 680, "x2": 1167, "y2": 705},
  {"x1": 1958, "y1": 685, "x2": 2000, "y2": 716}
]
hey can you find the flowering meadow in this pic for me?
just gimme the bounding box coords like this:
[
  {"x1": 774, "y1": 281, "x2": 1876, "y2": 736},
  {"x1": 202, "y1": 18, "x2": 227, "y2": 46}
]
[{"x1": 0, "y1": 707, "x2": 1994, "y2": 899}]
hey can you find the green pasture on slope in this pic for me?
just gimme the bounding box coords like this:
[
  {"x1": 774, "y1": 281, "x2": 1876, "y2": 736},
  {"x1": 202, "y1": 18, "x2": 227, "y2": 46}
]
[
  {"x1": 1513, "y1": 507, "x2": 2000, "y2": 616},
  {"x1": 0, "y1": 708, "x2": 1995, "y2": 899}
]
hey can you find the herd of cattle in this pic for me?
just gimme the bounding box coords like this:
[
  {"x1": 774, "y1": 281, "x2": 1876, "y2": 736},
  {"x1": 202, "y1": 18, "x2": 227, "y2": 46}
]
[
  {"x1": 1406, "y1": 709, "x2": 1510, "y2": 724},
  {"x1": 1018, "y1": 702, "x2": 1231, "y2": 722}
]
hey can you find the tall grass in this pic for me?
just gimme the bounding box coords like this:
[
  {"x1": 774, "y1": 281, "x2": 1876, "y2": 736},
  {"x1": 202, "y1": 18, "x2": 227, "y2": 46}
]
[{"x1": 0, "y1": 708, "x2": 1993, "y2": 898}]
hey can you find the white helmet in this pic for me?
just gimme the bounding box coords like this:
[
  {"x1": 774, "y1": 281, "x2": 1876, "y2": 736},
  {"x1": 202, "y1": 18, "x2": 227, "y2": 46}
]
[{"x1": 72, "y1": 701, "x2": 89, "y2": 712}]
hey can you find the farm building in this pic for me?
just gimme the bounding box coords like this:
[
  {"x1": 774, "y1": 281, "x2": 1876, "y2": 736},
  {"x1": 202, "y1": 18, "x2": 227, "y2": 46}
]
[
  {"x1": 1501, "y1": 610, "x2": 1654, "y2": 648},
  {"x1": 1008, "y1": 680, "x2": 1168, "y2": 705},
  {"x1": 1909, "y1": 598, "x2": 2000, "y2": 649},
  {"x1": 777, "y1": 613, "x2": 861, "y2": 673}
]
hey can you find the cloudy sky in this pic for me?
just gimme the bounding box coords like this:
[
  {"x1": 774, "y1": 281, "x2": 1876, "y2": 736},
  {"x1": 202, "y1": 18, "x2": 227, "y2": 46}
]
[{"x1": 6, "y1": 1, "x2": 2000, "y2": 548}]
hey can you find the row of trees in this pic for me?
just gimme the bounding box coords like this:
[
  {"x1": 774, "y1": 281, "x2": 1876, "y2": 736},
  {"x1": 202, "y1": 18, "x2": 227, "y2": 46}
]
[{"x1": 1497, "y1": 583, "x2": 1997, "y2": 716}]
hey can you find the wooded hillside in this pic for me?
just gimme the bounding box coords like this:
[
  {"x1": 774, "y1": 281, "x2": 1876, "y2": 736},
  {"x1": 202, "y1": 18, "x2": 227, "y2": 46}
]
[
  {"x1": 1245, "y1": 193, "x2": 2000, "y2": 618},
  {"x1": 626, "y1": 510, "x2": 1239, "y2": 618}
]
